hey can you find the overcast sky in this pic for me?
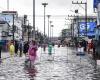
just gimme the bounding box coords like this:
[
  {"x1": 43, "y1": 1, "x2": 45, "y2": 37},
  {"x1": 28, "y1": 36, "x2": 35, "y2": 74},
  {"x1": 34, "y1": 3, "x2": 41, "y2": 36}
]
[{"x1": 0, "y1": 0, "x2": 96, "y2": 37}]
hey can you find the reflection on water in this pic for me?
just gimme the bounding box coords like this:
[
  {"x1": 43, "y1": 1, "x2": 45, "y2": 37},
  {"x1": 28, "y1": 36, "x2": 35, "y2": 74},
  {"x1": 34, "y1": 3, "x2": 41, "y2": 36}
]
[
  {"x1": 1, "y1": 47, "x2": 100, "y2": 80},
  {"x1": 24, "y1": 64, "x2": 37, "y2": 80}
]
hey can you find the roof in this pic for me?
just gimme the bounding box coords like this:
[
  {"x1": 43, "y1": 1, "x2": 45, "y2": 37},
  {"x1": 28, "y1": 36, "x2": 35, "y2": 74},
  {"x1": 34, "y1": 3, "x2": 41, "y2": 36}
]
[{"x1": 2, "y1": 11, "x2": 18, "y2": 15}]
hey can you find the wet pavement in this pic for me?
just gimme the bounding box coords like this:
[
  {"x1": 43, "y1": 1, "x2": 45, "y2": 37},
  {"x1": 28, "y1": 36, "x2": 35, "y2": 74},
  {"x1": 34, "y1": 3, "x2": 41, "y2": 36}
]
[{"x1": 0, "y1": 46, "x2": 100, "y2": 80}]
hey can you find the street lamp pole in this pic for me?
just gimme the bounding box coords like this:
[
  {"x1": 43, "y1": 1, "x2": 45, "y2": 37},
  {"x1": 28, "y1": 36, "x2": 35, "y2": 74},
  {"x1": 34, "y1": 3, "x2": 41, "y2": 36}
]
[
  {"x1": 47, "y1": 15, "x2": 50, "y2": 40},
  {"x1": 50, "y1": 21, "x2": 52, "y2": 42},
  {"x1": 42, "y1": 2, "x2": 48, "y2": 52},
  {"x1": 7, "y1": 0, "x2": 9, "y2": 11},
  {"x1": 51, "y1": 25, "x2": 54, "y2": 42},
  {"x1": 33, "y1": 0, "x2": 35, "y2": 40},
  {"x1": 42, "y1": 3, "x2": 48, "y2": 39}
]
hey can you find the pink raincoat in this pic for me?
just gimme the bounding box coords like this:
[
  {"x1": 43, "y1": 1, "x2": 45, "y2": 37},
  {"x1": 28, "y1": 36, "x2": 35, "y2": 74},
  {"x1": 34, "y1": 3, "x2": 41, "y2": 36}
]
[{"x1": 28, "y1": 44, "x2": 37, "y2": 62}]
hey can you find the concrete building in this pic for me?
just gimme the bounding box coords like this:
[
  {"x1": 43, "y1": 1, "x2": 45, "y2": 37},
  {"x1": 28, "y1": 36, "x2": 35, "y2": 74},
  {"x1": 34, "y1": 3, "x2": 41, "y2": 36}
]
[
  {"x1": 0, "y1": 11, "x2": 25, "y2": 41},
  {"x1": 0, "y1": 21, "x2": 10, "y2": 40}
]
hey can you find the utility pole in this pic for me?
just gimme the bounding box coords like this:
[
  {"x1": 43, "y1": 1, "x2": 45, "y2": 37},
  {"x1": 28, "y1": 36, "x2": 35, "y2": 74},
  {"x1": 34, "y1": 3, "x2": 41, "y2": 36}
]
[
  {"x1": 26, "y1": 20, "x2": 29, "y2": 42},
  {"x1": 77, "y1": 16, "x2": 79, "y2": 37},
  {"x1": 75, "y1": 9, "x2": 79, "y2": 37},
  {"x1": 23, "y1": 15, "x2": 27, "y2": 41},
  {"x1": 65, "y1": 16, "x2": 75, "y2": 39},
  {"x1": 21, "y1": 20, "x2": 24, "y2": 41},
  {"x1": 12, "y1": 14, "x2": 15, "y2": 42},
  {"x1": 28, "y1": 24, "x2": 29, "y2": 42},
  {"x1": 72, "y1": 1, "x2": 87, "y2": 36},
  {"x1": 7, "y1": 0, "x2": 9, "y2": 10},
  {"x1": 33, "y1": 0, "x2": 35, "y2": 40}
]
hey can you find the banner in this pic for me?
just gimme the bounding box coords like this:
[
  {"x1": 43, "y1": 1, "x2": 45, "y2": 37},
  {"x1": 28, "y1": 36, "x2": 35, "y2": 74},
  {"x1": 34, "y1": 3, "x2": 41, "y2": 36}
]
[
  {"x1": 93, "y1": 0, "x2": 100, "y2": 8},
  {"x1": 79, "y1": 22, "x2": 96, "y2": 36}
]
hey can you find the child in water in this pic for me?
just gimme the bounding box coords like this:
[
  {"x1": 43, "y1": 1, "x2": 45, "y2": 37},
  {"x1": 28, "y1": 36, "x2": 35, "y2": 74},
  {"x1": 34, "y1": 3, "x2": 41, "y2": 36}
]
[{"x1": 28, "y1": 40, "x2": 38, "y2": 66}]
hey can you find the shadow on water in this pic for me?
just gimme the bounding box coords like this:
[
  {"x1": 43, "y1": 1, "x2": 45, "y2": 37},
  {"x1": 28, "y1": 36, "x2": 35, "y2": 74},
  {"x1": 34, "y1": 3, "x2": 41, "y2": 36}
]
[{"x1": 23, "y1": 63, "x2": 37, "y2": 80}]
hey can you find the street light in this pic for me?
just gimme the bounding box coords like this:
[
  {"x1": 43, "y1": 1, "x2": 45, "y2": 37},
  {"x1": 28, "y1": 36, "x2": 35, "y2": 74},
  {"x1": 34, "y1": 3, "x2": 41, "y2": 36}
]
[
  {"x1": 47, "y1": 15, "x2": 50, "y2": 40},
  {"x1": 42, "y1": 2, "x2": 48, "y2": 52},
  {"x1": 42, "y1": 3, "x2": 48, "y2": 37},
  {"x1": 33, "y1": 0, "x2": 35, "y2": 40},
  {"x1": 51, "y1": 25, "x2": 54, "y2": 42},
  {"x1": 50, "y1": 21, "x2": 52, "y2": 41}
]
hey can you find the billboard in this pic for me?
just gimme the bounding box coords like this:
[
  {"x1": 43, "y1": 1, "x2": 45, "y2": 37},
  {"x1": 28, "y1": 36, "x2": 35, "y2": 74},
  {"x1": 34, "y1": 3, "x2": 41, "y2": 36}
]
[
  {"x1": 0, "y1": 14, "x2": 13, "y2": 23},
  {"x1": 79, "y1": 22, "x2": 96, "y2": 36},
  {"x1": 93, "y1": 0, "x2": 100, "y2": 8}
]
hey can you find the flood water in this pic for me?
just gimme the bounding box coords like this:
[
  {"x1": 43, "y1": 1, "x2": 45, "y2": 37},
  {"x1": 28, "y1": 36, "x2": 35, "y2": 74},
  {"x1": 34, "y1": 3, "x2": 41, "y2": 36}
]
[{"x1": 0, "y1": 46, "x2": 100, "y2": 80}]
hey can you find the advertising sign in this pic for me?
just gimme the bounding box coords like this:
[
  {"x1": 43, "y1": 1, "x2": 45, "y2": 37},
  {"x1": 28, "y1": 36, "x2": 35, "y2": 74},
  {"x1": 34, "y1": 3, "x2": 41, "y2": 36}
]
[
  {"x1": 93, "y1": 0, "x2": 100, "y2": 8},
  {"x1": 79, "y1": 22, "x2": 96, "y2": 36},
  {"x1": 0, "y1": 14, "x2": 13, "y2": 23}
]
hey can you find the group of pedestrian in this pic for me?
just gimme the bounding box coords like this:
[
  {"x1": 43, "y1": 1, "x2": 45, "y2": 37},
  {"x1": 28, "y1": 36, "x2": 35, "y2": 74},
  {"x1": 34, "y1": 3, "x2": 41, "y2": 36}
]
[
  {"x1": 77, "y1": 39, "x2": 87, "y2": 54},
  {"x1": 7, "y1": 40, "x2": 38, "y2": 65},
  {"x1": 8, "y1": 40, "x2": 28, "y2": 58},
  {"x1": 0, "y1": 39, "x2": 55, "y2": 67},
  {"x1": 76, "y1": 37, "x2": 96, "y2": 55}
]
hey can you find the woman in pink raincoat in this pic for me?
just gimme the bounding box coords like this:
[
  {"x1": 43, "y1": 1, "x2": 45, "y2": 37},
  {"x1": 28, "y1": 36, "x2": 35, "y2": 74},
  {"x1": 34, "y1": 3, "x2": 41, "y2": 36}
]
[{"x1": 28, "y1": 40, "x2": 38, "y2": 64}]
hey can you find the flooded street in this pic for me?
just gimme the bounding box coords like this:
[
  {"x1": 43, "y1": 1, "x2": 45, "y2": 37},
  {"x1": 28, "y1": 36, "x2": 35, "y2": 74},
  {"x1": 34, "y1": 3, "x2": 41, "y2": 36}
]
[
  {"x1": 0, "y1": 46, "x2": 100, "y2": 80},
  {"x1": 0, "y1": 0, "x2": 99, "y2": 80}
]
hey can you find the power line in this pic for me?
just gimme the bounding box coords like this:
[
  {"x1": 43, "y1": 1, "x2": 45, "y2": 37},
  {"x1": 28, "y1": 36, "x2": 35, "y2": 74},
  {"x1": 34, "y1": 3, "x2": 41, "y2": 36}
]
[
  {"x1": 27, "y1": 15, "x2": 69, "y2": 17},
  {"x1": 78, "y1": 4, "x2": 85, "y2": 10}
]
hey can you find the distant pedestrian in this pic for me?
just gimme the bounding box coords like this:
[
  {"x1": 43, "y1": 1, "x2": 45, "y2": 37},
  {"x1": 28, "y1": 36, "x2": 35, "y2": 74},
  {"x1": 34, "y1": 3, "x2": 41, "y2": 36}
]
[
  {"x1": 19, "y1": 40, "x2": 23, "y2": 57},
  {"x1": 43, "y1": 44, "x2": 46, "y2": 52},
  {"x1": 9, "y1": 41, "x2": 15, "y2": 59},
  {"x1": 15, "y1": 40, "x2": 19, "y2": 56},
  {"x1": 48, "y1": 43, "x2": 53, "y2": 60},
  {"x1": 77, "y1": 41, "x2": 84, "y2": 55},
  {"x1": 7, "y1": 40, "x2": 11, "y2": 51},
  {"x1": 28, "y1": 40, "x2": 38, "y2": 66},
  {"x1": 23, "y1": 41, "x2": 29, "y2": 56},
  {"x1": 87, "y1": 38, "x2": 92, "y2": 53},
  {"x1": 58, "y1": 44, "x2": 60, "y2": 47},
  {"x1": 82, "y1": 40, "x2": 87, "y2": 52},
  {"x1": 48, "y1": 43, "x2": 53, "y2": 55}
]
